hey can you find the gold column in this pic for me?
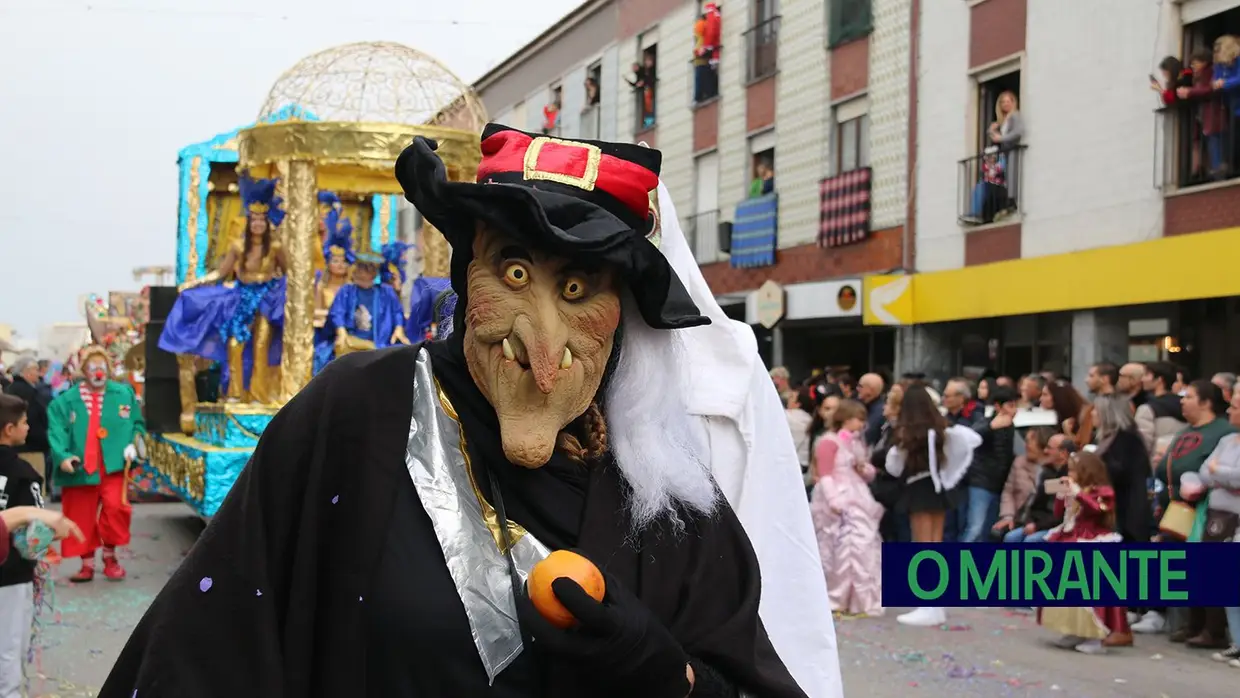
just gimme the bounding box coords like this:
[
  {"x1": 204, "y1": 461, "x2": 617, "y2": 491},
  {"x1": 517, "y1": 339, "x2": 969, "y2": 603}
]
[
  {"x1": 280, "y1": 159, "x2": 318, "y2": 401},
  {"x1": 420, "y1": 222, "x2": 451, "y2": 278}
]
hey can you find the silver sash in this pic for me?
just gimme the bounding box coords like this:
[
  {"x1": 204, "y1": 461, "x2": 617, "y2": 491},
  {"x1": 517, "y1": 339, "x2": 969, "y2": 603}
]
[{"x1": 404, "y1": 349, "x2": 551, "y2": 684}]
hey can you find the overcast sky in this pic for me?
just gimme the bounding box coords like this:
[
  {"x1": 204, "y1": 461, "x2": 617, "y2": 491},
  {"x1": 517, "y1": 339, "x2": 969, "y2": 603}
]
[{"x1": 0, "y1": 0, "x2": 579, "y2": 339}]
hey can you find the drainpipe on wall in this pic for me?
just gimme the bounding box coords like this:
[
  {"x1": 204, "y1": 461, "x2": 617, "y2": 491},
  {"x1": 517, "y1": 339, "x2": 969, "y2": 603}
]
[{"x1": 897, "y1": 0, "x2": 921, "y2": 375}]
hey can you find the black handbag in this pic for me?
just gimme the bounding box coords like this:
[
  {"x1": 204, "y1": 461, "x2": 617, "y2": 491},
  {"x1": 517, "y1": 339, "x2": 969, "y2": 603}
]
[{"x1": 1201, "y1": 508, "x2": 1240, "y2": 542}]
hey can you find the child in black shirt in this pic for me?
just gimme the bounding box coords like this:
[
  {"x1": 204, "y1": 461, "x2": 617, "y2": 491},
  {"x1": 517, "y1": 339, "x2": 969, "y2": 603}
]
[{"x1": 0, "y1": 393, "x2": 44, "y2": 696}]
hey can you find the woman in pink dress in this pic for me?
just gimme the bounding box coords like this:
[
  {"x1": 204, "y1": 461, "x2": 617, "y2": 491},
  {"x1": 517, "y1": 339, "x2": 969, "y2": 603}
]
[{"x1": 810, "y1": 399, "x2": 885, "y2": 616}]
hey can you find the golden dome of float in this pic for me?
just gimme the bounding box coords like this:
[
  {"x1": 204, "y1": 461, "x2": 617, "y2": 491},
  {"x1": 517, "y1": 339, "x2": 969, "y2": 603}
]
[
  {"x1": 257, "y1": 41, "x2": 488, "y2": 131},
  {"x1": 237, "y1": 41, "x2": 484, "y2": 403}
]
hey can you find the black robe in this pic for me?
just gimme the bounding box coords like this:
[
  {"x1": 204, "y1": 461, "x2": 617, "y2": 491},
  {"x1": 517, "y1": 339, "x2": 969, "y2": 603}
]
[{"x1": 99, "y1": 345, "x2": 806, "y2": 697}]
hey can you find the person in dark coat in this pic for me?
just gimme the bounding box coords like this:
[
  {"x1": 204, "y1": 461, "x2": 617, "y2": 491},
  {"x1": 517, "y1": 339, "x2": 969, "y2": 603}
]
[
  {"x1": 3, "y1": 357, "x2": 49, "y2": 477},
  {"x1": 1092, "y1": 395, "x2": 1153, "y2": 543},
  {"x1": 962, "y1": 386, "x2": 1018, "y2": 541},
  {"x1": 98, "y1": 126, "x2": 812, "y2": 698}
]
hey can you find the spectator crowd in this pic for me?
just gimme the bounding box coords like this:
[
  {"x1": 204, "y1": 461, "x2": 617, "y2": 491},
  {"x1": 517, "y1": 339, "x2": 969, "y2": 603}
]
[{"x1": 779, "y1": 361, "x2": 1240, "y2": 666}]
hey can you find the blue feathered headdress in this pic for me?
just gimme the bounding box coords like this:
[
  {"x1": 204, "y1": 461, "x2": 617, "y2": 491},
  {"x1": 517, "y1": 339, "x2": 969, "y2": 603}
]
[
  {"x1": 322, "y1": 208, "x2": 355, "y2": 264},
  {"x1": 380, "y1": 242, "x2": 412, "y2": 286},
  {"x1": 239, "y1": 174, "x2": 285, "y2": 228},
  {"x1": 318, "y1": 191, "x2": 342, "y2": 209}
]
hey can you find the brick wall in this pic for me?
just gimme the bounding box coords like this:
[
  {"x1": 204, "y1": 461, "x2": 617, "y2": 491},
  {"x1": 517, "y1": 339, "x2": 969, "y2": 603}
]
[
  {"x1": 1164, "y1": 184, "x2": 1240, "y2": 237},
  {"x1": 969, "y1": 0, "x2": 1026, "y2": 68},
  {"x1": 617, "y1": 0, "x2": 684, "y2": 40},
  {"x1": 700, "y1": 225, "x2": 904, "y2": 294},
  {"x1": 746, "y1": 76, "x2": 776, "y2": 131},
  {"x1": 964, "y1": 223, "x2": 1021, "y2": 265},
  {"x1": 693, "y1": 100, "x2": 720, "y2": 152},
  {"x1": 830, "y1": 36, "x2": 869, "y2": 100}
]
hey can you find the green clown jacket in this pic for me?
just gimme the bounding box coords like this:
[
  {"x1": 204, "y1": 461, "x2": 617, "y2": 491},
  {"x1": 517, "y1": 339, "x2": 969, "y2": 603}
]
[{"x1": 47, "y1": 381, "x2": 146, "y2": 488}]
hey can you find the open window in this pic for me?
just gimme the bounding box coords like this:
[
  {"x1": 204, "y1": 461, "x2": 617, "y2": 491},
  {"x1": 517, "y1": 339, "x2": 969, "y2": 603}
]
[
  {"x1": 749, "y1": 130, "x2": 776, "y2": 198},
  {"x1": 632, "y1": 40, "x2": 658, "y2": 131},
  {"x1": 542, "y1": 85, "x2": 562, "y2": 136},
  {"x1": 581, "y1": 63, "x2": 602, "y2": 139},
  {"x1": 959, "y1": 69, "x2": 1024, "y2": 225},
  {"x1": 585, "y1": 63, "x2": 601, "y2": 107},
  {"x1": 1162, "y1": 9, "x2": 1240, "y2": 188}
]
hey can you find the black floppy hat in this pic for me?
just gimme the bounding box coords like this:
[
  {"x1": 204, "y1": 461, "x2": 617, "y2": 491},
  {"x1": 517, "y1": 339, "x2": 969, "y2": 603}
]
[{"x1": 394, "y1": 123, "x2": 708, "y2": 331}]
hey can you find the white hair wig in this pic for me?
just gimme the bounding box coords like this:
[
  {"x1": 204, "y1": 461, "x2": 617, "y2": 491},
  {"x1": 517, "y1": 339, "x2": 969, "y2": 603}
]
[{"x1": 603, "y1": 295, "x2": 719, "y2": 532}]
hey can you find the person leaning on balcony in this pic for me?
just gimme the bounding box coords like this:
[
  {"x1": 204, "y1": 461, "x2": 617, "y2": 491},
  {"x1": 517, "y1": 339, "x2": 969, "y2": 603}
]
[
  {"x1": 1210, "y1": 35, "x2": 1240, "y2": 174},
  {"x1": 1177, "y1": 49, "x2": 1226, "y2": 180},
  {"x1": 1152, "y1": 55, "x2": 1193, "y2": 106},
  {"x1": 986, "y1": 90, "x2": 1024, "y2": 214}
]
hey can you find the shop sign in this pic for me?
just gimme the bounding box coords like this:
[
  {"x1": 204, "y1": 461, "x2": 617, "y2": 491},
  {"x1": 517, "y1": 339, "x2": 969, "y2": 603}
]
[{"x1": 756, "y1": 280, "x2": 785, "y2": 329}]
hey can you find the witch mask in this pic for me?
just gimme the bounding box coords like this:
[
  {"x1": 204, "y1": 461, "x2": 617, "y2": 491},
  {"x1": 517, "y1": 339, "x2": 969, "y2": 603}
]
[{"x1": 463, "y1": 221, "x2": 621, "y2": 468}]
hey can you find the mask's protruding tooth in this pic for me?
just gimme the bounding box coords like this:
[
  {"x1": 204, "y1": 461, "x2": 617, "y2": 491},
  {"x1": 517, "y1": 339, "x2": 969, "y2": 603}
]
[
  {"x1": 560, "y1": 346, "x2": 573, "y2": 370},
  {"x1": 502, "y1": 337, "x2": 516, "y2": 361}
]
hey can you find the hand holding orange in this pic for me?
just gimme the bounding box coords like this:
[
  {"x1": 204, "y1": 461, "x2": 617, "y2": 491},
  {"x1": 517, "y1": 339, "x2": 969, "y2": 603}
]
[{"x1": 528, "y1": 550, "x2": 606, "y2": 629}]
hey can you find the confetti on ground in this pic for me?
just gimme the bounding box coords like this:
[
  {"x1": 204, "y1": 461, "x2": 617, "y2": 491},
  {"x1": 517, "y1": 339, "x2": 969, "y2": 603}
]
[{"x1": 198, "y1": 577, "x2": 212, "y2": 592}]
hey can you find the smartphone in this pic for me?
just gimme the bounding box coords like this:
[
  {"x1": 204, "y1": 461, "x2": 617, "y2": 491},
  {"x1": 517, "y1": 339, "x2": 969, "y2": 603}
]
[
  {"x1": 1044, "y1": 477, "x2": 1067, "y2": 495},
  {"x1": 1149, "y1": 73, "x2": 1158, "y2": 83}
]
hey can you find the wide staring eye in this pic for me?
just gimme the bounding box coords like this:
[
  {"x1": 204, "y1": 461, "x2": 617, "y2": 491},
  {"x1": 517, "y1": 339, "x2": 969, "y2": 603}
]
[
  {"x1": 502, "y1": 262, "x2": 530, "y2": 287},
  {"x1": 562, "y1": 277, "x2": 587, "y2": 301}
]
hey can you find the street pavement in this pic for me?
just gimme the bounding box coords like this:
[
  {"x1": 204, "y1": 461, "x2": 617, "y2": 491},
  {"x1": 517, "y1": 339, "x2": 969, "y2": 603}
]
[{"x1": 21, "y1": 503, "x2": 1240, "y2": 697}]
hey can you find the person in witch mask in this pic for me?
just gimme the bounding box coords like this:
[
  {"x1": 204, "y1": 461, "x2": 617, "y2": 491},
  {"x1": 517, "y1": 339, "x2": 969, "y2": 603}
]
[
  {"x1": 98, "y1": 125, "x2": 808, "y2": 697},
  {"x1": 46, "y1": 345, "x2": 145, "y2": 582},
  {"x1": 431, "y1": 180, "x2": 844, "y2": 697}
]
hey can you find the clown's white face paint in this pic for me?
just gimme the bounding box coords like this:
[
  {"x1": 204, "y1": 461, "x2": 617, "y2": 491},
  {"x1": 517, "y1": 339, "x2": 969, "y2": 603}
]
[{"x1": 83, "y1": 357, "x2": 109, "y2": 390}]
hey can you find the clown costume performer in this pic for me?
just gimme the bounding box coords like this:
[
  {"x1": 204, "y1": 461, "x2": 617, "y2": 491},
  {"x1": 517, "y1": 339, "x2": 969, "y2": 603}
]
[
  {"x1": 47, "y1": 346, "x2": 145, "y2": 582},
  {"x1": 100, "y1": 126, "x2": 828, "y2": 697}
]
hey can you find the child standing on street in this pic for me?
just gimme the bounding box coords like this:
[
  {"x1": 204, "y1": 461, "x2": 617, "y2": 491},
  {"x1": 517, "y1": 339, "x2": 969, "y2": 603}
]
[{"x1": 0, "y1": 393, "x2": 44, "y2": 698}]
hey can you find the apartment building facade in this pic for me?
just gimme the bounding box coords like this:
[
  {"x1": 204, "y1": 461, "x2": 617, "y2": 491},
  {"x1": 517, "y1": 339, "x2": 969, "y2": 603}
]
[
  {"x1": 474, "y1": 0, "x2": 916, "y2": 381},
  {"x1": 879, "y1": 0, "x2": 1240, "y2": 385}
]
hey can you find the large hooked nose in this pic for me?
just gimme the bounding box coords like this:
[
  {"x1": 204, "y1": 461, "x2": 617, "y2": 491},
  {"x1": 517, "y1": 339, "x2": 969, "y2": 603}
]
[{"x1": 508, "y1": 297, "x2": 570, "y2": 396}]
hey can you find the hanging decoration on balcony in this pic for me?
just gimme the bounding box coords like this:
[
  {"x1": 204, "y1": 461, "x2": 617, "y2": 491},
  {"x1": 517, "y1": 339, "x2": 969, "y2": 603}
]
[
  {"x1": 730, "y1": 193, "x2": 778, "y2": 269},
  {"x1": 692, "y1": 3, "x2": 722, "y2": 103},
  {"x1": 818, "y1": 167, "x2": 872, "y2": 248}
]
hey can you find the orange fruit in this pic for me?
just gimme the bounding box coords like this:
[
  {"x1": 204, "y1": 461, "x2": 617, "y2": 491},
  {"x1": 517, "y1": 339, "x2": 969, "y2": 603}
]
[{"x1": 528, "y1": 550, "x2": 606, "y2": 629}]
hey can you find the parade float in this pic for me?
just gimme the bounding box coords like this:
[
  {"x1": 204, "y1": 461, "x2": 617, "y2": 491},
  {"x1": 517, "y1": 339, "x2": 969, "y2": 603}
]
[{"x1": 146, "y1": 41, "x2": 486, "y2": 517}]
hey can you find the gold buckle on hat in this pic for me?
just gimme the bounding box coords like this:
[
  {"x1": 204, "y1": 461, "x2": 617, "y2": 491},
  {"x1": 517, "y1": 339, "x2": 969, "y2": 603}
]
[{"x1": 522, "y1": 137, "x2": 602, "y2": 192}]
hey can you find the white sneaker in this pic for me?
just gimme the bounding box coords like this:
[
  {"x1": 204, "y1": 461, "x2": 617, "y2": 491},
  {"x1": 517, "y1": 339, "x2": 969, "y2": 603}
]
[
  {"x1": 1212, "y1": 646, "x2": 1240, "y2": 663},
  {"x1": 1131, "y1": 611, "x2": 1166, "y2": 634},
  {"x1": 896, "y1": 607, "x2": 946, "y2": 627},
  {"x1": 1074, "y1": 639, "x2": 1106, "y2": 655},
  {"x1": 1230, "y1": 658, "x2": 1240, "y2": 669},
  {"x1": 1126, "y1": 611, "x2": 1141, "y2": 625}
]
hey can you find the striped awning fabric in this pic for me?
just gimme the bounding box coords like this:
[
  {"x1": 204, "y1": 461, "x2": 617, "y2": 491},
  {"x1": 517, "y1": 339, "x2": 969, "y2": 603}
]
[
  {"x1": 730, "y1": 193, "x2": 778, "y2": 268},
  {"x1": 819, "y1": 167, "x2": 872, "y2": 248}
]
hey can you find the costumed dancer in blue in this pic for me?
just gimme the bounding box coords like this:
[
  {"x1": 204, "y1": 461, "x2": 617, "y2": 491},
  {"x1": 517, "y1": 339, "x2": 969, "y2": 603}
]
[
  {"x1": 379, "y1": 241, "x2": 412, "y2": 298},
  {"x1": 325, "y1": 251, "x2": 411, "y2": 361},
  {"x1": 159, "y1": 175, "x2": 287, "y2": 403},
  {"x1": 312, "y1": 208, "x2": 355, "y2": 375}
]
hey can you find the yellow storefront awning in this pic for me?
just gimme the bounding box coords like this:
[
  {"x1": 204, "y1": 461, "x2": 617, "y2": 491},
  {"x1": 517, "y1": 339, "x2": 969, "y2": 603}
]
[{"x1": 863, "y1": 226, "x2": 1240, "y2": 326}]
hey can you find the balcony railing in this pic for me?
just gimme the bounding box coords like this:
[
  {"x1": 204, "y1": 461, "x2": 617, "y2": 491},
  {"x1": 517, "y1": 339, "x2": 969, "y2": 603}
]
[
  {"x1": 580, "y1": 103, "x2": 600, "y2": 140},
  {"x1": 686, "y1": 209, "x2": 721, "y2": 263},
  {"x1": 743, "y1": 16, "x2": 780, "y2": 83},
  {"x1": 1156, "y1": 101, "x2": 1239, "y2": 190},
  {"x1": 957, "y1": 145, "x2": 1026, "y2": 226},
  {"x1": 633, "y1": 79, "x2": 657, "y2": 132}
]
